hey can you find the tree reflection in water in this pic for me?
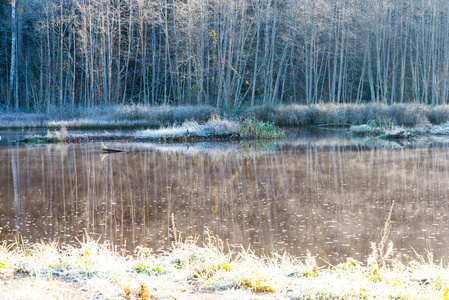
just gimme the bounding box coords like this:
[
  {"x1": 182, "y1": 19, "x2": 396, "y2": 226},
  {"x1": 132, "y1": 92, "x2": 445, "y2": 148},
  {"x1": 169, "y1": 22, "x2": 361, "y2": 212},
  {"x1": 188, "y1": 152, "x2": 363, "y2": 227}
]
[{"x1": 1, "y1": 138, "x2": 449, "y2": 265}]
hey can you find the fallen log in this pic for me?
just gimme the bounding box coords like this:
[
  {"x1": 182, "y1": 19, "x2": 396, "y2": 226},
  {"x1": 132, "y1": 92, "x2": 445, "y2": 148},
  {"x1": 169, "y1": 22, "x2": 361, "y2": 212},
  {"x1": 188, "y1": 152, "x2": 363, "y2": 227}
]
[
  {"x1": 385, "y1": 129, "x2": 406, "y2": 139},
  {"x1": 100, "y1": 142, "x2": 127, "y2": 153}
]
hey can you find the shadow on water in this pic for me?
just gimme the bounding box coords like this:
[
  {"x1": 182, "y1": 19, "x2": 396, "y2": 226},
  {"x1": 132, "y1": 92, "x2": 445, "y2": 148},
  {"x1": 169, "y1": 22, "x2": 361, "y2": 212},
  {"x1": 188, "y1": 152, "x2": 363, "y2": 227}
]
[{"x1": 1, "y1": 132, "x2": 449, "y2": 265}]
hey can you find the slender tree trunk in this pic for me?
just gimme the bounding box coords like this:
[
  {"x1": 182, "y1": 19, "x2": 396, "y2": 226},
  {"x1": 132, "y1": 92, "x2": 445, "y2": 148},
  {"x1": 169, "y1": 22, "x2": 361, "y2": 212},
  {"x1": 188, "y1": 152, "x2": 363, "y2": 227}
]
[
  {"x1": 251, "y1": 6, "x2": 261, "y2": 107},
  {"x1": 442, "y1": 2, "x2": 449, "y2": 104},
  {"x1": 9, "y1": 0, "x2": 17, "y2": 109}
]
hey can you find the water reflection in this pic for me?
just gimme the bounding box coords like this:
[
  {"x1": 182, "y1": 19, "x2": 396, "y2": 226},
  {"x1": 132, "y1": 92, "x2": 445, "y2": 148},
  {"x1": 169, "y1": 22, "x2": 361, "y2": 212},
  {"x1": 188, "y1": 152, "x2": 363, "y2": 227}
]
[{"x1": 1, "y1": 137, "x2": 449, "y2": 265}]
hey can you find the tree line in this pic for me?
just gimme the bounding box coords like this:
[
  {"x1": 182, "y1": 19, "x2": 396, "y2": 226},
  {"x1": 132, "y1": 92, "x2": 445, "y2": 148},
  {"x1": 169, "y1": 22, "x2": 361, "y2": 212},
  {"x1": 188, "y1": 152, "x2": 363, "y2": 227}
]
[{"x1": 2, "y1": 0, "x2": 449, "y2": 110}]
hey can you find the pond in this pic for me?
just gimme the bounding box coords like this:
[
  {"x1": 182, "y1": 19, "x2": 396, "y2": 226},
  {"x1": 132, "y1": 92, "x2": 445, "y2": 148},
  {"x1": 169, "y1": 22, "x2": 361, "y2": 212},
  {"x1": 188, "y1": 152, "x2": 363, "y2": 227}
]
[{"x1": 1, "y1": 129, "x2": 449, "y2": 265}]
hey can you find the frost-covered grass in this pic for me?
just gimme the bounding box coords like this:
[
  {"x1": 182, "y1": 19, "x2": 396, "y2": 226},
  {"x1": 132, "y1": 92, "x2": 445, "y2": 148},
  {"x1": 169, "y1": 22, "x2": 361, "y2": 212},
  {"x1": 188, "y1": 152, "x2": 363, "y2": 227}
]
[
  {"x1": 134, "y1": 115, "x2": 284, "y2": 140},
  {"x1": 0, "y1": 105, "x2": 216, "y2": 129},
  {"x1": 5, "y1": 116, "x2": 285, "y2": 144},
  {"x1": 2, "y1": 103, "x2": 449, "y2": 129},
  {"x1": 242, "y1": 103, "x2": 449, "y2": 127},
  {"x1": 350, "y1": 124, "x2": 373, "y2": 136},
  {"x1": 428, "y1": 123, "x2": 449, "y2": 135},
  {"x1": 0, "y1": 233, "x2": 448, "y2": 299},
  {"x1": 350, "y1": 118, "x2": 449, "y2": 139},
  {"x1": 350, "y1": 117, "x2": 396, "y2": 137},
  {"x1": 135, "y1": 115, "x2": 239, "y2": 139}
]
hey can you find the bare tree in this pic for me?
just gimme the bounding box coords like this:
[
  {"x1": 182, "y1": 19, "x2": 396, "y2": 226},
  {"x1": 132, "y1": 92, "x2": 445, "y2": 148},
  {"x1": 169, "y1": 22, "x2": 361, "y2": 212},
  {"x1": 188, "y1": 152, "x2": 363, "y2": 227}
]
[{"x1": 8, "y1": 0, "x2": 16, "y2": 109}]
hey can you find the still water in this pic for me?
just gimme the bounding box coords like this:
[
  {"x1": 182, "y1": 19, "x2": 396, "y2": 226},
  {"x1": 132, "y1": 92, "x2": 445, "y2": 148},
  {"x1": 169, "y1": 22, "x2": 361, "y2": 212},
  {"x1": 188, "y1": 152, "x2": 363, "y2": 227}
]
[{"x1": 1, "y1": 131, "x2": 449, "y2": 265}]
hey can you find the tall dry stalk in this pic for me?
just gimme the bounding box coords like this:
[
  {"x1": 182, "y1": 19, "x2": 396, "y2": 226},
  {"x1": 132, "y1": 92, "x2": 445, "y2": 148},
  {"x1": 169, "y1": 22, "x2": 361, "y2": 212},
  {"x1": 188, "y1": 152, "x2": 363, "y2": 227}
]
[
  {"x1": 378, "y1": 200, "x2": 395, "y2": 268},
  {"x1": 171, "y1": 213, "x2": 181, "y2": 248}
]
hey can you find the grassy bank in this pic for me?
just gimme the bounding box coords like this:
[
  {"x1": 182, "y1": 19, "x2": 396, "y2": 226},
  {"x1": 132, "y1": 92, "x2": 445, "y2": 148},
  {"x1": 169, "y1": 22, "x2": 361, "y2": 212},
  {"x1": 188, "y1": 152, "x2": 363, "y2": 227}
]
[
  {"x1": 244, "y1": 103, "x2": 448, "y2": 127},
  {"x1": 2, "y1": 103, "x2": 449, "y2": 130},
  {"x1": 0, "y1": 232, "x2": 448, "y2": 299}
]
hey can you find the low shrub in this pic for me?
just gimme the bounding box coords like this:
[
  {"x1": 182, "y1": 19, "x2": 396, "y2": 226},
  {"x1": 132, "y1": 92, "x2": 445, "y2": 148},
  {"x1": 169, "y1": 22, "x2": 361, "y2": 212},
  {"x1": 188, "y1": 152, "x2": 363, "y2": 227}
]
[
  {"x1": 273, "y1": 105, "x2": 311, "y2": 126},
  {"x1": 388, "y1": 104, "x2": 428, "y2": 126},
  {"x1": 428, "y1": 105, "x2": 449, "y2": 124}
]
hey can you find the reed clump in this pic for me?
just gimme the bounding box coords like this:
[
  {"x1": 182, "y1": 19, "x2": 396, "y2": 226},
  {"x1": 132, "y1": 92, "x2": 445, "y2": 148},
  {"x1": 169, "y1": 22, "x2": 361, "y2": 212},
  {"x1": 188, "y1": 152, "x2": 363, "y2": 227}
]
[{"x1": 238, "y1": 118, "x2": 286, "y2": 139}]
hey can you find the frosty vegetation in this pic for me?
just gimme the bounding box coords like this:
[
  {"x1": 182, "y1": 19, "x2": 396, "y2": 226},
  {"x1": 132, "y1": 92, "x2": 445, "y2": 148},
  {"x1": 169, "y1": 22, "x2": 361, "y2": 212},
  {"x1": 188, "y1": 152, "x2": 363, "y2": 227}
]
[
  {"x1": 0, "y1": 232, "x2": 448, "y2": 299},
  {"x1": 135, "y1": 115, "x2": 239, "y2": 139},
  {"x1": 2, "y1": 103, "x2": 449, "y2": 130}
]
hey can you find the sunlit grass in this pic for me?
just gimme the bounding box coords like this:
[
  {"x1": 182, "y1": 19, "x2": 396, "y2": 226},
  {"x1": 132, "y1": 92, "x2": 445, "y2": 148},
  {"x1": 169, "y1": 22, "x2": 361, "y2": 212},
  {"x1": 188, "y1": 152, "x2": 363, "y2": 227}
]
[{"x1": 0, "y1": 231, "x2": 448, "y2": 299}]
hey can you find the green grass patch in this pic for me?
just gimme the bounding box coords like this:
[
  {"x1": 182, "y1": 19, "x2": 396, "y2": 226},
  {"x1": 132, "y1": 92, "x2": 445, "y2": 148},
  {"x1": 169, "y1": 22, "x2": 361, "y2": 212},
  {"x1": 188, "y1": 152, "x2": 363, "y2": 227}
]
[{"x1": 238, "y1": 118, "x2": 285, "y2": 139}]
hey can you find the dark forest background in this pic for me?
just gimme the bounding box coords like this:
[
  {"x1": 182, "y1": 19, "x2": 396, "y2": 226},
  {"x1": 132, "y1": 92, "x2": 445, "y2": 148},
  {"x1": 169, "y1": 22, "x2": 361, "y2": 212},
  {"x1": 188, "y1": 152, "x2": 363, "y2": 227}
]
[{"x1": 2, "y1": 0, "x2": 449, "y2": 111}]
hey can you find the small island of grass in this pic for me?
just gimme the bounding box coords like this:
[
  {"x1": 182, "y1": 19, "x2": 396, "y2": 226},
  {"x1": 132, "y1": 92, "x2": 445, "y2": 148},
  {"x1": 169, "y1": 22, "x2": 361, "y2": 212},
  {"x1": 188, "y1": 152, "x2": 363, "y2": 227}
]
[{"x1": 7, "y1": 115, "x2": 286, "y2": 145}]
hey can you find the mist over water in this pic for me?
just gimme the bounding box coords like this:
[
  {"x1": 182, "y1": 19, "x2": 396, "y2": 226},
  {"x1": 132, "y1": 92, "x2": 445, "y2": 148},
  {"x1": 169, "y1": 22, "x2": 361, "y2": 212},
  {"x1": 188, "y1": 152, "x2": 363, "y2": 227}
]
[{"x1": 1, "y1": 134, "x2": 449, "y2": 265}]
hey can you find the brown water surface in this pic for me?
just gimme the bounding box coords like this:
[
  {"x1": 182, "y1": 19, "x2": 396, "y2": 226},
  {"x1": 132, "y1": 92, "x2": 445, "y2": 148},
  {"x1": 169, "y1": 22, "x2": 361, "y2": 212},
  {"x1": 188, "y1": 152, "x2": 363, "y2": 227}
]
[{"x1": 1, "y1": 135, "x2": 449, "y2": 265}]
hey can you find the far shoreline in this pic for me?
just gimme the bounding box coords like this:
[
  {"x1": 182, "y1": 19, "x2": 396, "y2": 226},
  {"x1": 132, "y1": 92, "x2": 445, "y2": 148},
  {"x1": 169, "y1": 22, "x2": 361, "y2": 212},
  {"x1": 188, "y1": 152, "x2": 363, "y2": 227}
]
[{"x1": 2, "y1": 103, "x2": 449, "y2": 130}]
